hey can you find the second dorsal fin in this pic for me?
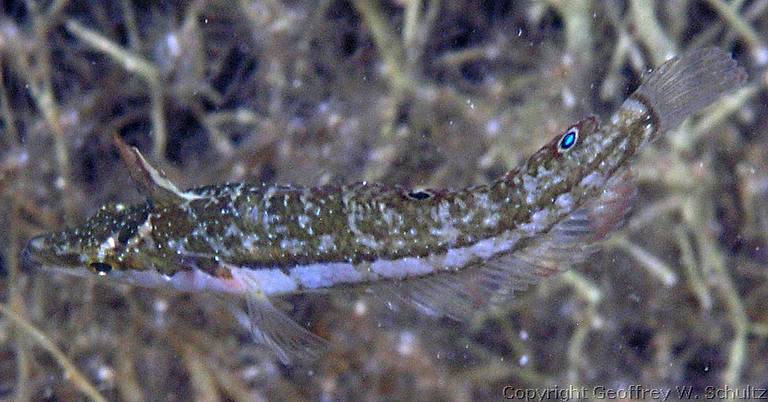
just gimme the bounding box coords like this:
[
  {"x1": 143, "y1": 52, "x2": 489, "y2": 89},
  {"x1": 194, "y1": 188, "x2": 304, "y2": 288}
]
[{"x1": 113, "y1": 134, "x2": 202, "y2": 205}]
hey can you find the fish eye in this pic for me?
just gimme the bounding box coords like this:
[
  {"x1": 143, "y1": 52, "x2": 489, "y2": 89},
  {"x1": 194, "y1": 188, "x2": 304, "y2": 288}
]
[
  {"x1": 89, "y1": 262, "x2": 113, "y2": 276},
  {"x1": 558, "y1": 127, "x2": 579, "y2": 152}
]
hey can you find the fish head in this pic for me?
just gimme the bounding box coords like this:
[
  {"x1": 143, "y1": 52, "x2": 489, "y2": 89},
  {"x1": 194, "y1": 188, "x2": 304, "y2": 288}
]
[
  {"x1": 25, "y1": 201, "x2": 156, "y2": 275},
  {"x1": 516, "y1": 115, "x2": 625, "y2": 211}
]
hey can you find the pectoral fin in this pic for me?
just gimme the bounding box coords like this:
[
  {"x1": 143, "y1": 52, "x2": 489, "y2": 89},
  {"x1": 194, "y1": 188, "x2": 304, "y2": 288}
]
[
  {"x1": 244, "y1": 295, "x2": 327, "y2": 364},
  {"x1": 230, "y1": 268, "x2": 327, "y2": 364}
]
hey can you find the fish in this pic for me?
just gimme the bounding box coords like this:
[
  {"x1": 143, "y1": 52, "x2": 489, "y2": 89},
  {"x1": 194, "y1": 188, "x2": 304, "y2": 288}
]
[{"x1": 25, "y1": 48, "x2": 747, "y2": 363}]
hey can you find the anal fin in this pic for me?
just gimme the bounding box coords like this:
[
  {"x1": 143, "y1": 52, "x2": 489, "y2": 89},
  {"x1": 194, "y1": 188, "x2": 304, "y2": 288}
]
[{"x1": 377, "y1": 262, "x2": 540, "y2": 321}]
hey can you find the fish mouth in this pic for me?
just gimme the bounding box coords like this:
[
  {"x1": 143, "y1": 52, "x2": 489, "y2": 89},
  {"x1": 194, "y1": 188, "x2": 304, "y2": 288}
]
[{"x1": 23, "y1": 234, "x2": 83, "y2": 271}]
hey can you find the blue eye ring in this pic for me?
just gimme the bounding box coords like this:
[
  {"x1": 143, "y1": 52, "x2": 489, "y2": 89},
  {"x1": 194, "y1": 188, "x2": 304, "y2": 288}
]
[{"x1": 558, "y1": 127, "x2": 579, "y2": 152}]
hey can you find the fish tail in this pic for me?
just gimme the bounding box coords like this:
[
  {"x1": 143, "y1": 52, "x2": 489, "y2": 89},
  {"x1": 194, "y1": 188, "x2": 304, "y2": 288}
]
[{"x1": 629, "y1": 47, "x2": 747, "y2": 133}]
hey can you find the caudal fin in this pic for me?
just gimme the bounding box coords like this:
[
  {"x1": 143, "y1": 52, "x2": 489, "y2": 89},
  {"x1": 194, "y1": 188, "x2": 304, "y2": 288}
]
[{"x1": 631, "y1": 47, "x2": 747, "y2": 133}]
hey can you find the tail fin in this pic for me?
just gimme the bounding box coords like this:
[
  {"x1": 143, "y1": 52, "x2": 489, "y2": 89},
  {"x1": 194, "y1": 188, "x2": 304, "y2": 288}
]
[{"x1": 631, "y1": 47, "x2": 747, "y2": 132}]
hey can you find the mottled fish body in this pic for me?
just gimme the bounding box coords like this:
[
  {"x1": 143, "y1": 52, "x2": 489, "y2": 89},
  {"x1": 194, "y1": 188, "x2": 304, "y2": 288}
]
[{"x1": 26, "y1": 48, "x2": 747, "y2": 362}]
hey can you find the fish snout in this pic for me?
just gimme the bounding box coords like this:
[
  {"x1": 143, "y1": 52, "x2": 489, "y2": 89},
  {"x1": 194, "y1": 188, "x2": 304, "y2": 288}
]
[{"x1": 22, "y1": 234, "x2": 50, "y2": 272}]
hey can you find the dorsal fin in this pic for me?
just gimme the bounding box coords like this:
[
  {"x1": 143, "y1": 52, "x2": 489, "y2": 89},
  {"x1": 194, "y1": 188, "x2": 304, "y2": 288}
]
[{"x1": 113, "y1": 134, "x2": 202, "y2": 205}]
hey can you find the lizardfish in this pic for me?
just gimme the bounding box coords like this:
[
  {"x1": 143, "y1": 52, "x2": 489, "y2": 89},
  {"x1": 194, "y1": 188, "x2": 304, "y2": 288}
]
[{"x1": 26, "y1": 48, "x2": 747, "y2": 363}]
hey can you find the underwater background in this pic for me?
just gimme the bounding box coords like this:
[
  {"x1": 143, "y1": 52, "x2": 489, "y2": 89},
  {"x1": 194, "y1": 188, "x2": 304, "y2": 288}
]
[{"x1": 1, "y1": 0, "x2": 767, "y2": 400}]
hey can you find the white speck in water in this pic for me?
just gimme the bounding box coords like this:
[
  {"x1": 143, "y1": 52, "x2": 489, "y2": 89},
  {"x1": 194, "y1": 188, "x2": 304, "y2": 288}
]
[
  {"x1": 562, "y1": 53, "x2": 574, "y2": 67},
  {"x1": 232, "y1": 163, "x2": 246, "y2": 178},
  {"x1": 0, "y1": 21, "x2": 20, "y2": 39},
  {"x1": 519, "y1": 354, "x2": 529, "y2": 366},
  {"x1": 241, "y1": 366, "x2": 262, "y2": 381},
  {"x1": 397, "y1": 331, "x2": 416, "y2": 356},
  {"x1": 154, "y1": 299, "x2": 168, "y2": 314},
  {"x1": 354, "y1": 300, "x2": 367, "y2": 316},
  {"x1": 517, "y1": 27, "x2": 522, "y2": 37},
  {"x1": 16, "y1": 150, "x2": 29, "y2": 165},
  {"x1": 165, "y1": 33, "x2": 180, "y2": 58},
  {"x1": 485, "y1": 45, "x2": 500, "y2": 59},
  {"x1": 327, "y1": 112, "x2": 341, "y2": 126},
  {"x1": 519, "y1": 330, "x2": 529, "y2": 340},
  {"x1": 153, "y1": 298, "x2": 169, "y2": 326},
  {"x1": 96, "y1": 366, "x2": 115, "y2": 383},
  {"x1": 562, "y1": 87, "x2": 576, "y2": 109},
  {"x1": 55, "y1": 176, "x2": 65, "y2": 189},
  {"x1": 752, "y1": 46, "x2": 768, "y2": 66},
  {"x1": 486, "y1": 119, "x2": 500, "y2": 137}
]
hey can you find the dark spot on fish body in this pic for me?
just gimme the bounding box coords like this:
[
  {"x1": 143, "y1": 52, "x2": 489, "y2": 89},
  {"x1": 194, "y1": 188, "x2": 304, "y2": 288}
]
[{"x1": 405, "y1": 190, "x2": 434, "y2": 201}]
